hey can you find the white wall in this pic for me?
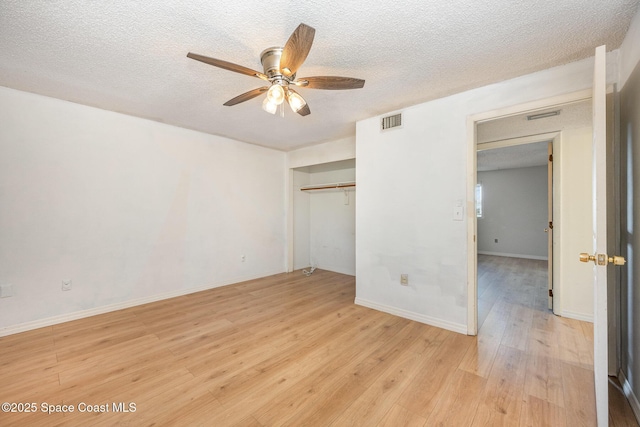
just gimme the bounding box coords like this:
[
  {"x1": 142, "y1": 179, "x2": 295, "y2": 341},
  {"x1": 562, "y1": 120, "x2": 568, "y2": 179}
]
[
  {"x1": 356, "y1": 53, "x2": 618, "y2": 333},
  {"x1": 287, "y1": 136, "x2": 355, "y2": 169},
  {"x1": 292, "y1": 170, "x2": 311, "y2": 270},
  {"x1": 0, "y1": 86, "x2": 286, "y2": 334},
  {"x1": 477, "y1": 166, "x2": 548, "y2": 260}
]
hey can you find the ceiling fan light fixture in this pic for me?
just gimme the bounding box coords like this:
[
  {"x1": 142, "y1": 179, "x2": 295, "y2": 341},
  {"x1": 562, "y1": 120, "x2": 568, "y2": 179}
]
[
  {"x1": 267, "y1": 84, "x2": 285, "y2": 105},
  {"x1": 286, "y1": 89, "x2": 307, "y2": 113},
  {"x1": 262, "y1": 97, "x2": 277, "y2": 114},
  {"x1": 187, "y1": 23, "x2": 365, "y2": 118}
]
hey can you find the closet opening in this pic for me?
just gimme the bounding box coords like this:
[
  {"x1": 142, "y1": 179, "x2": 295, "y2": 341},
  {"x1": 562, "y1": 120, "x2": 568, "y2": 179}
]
[{"x1": 291, "y1": 159, "x2": 356, "y2": 276}]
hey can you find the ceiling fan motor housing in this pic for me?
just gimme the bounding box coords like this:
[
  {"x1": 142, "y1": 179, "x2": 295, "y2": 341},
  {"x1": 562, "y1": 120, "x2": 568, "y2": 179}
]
[{"x1": 260, "y1": 47, "x2": 290, "y2": 80}]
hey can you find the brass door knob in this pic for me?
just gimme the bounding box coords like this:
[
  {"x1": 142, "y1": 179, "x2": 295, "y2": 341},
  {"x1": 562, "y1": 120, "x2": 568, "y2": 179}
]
[
  {"x1": 579, "y1": 253, "x2": 596, "y2": 263},
  {"x1": 579, "y1": 253, "x2": 626, "y2": 266},
  {"x1": 609, "y1": 256, "x2": 626, "y2": 266}
]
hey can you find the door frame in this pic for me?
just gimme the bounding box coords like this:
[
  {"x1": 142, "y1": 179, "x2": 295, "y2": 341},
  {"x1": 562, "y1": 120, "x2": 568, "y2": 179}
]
[{"x1": 466, "y1": 88, "x2": 593, "y2": 335}]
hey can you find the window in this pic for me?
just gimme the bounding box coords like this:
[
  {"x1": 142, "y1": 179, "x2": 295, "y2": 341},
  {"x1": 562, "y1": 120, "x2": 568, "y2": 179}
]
[{"x1": 475, "y1": 183, "x2": 483, "y2": 218}]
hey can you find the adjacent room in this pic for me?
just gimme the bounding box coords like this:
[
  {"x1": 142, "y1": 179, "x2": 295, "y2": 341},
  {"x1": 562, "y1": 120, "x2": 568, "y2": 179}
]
[
  {"x1": 2, "y1": 1, "x2": 640, "y2": 425},
  {"x1": 475, "y1": 100, "x2": 595, "y2": 329}
]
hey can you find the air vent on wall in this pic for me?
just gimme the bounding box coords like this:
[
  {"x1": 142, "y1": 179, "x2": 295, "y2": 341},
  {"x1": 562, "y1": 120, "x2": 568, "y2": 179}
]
[{"x1": 381, "y1": 113, "x2": 402, "y2": 131}]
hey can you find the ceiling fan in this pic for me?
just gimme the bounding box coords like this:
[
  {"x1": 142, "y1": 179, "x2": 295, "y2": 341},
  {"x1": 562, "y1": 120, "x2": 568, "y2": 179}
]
[{"x1": 187, "y1": 23, "x2": 365, "y2": 117}]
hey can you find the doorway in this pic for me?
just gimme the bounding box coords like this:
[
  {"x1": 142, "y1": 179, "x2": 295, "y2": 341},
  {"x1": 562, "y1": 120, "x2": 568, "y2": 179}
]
[
  {"x1": 466, "y1": 91, "x2": 595, "y2": 335},
  {"x1": 476, "y1": 137, "x2": 554, "y2": 329}
]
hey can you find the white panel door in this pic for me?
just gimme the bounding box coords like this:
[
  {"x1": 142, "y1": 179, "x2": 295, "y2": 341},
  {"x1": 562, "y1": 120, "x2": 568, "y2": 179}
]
[
  {"x1": 592, "y1": 44, "x2": 609, "y2": 427},
  {"x1": 582, "y1": 45, "x2": 625, "y2": 425}
]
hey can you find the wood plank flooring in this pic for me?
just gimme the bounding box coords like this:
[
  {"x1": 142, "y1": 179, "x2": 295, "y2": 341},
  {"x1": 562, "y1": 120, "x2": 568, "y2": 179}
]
[{"x1": 0, "y1": 257, "x2": 637, "y2": 426}]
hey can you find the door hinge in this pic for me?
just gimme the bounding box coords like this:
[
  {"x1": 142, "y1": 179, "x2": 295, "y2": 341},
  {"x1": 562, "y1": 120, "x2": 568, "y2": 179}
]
[
  {"x1": 548, "y1": 221, "x2": 553, "y2": 229},
  {"x1": 549, "y1": 154, "x2": 553, "y2": 162},
  {"x1": 549, "y1": 289, "x2": 553, "y2": 297}
]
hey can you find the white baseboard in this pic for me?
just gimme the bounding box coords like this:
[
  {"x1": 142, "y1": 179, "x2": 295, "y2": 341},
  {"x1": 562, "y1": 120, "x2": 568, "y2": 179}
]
[
  {"x1": 560, "y1": 310, "x2": 593, "y2": 323},
  {"x1": 316, "y1": 265, "x2": 355, "y2": 277},
  {"x1": 354, "y1": 298, "x2": 467, "y2": 334},
  {"x1": 619, "y1": 369, "x2": 640, "y2": 424},
  {"x1": 0, "y1": 269, "x2": 284, "y2": 337},
  {"x1": 478, "y1": 251, "x2": 548, "y2": 261}
]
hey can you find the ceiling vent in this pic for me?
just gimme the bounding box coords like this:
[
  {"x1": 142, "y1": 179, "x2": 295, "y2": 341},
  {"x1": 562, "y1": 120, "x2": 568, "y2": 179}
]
[
  {"x1": 527, "y1": 110, "x2": 560, "y2": 120},
  {"x1": 381, "y1": 113, "x2": 402, "y2": 131}
]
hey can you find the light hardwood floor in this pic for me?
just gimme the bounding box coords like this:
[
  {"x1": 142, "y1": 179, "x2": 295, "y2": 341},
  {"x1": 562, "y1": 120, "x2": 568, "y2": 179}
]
[{"x1": 0, "y1": 257, "x2": 637, "y2": 426}]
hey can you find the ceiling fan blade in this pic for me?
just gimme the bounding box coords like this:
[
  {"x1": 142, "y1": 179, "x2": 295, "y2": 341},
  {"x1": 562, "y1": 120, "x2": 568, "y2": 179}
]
[
  {"x1": 298, "y1": 76, "x2": 365, "y2": 90},
  {"x1": 187, "y1": 52, "x2": 268, "y2": 81},
  {"x1": 296, "y1": 104, "x2": 311, "y2": 116},
  {"x1": 223, "y1": 87, "x2": 269, "y2": 106},
  {"x1": 280, "y1": 23, "x2": 315, "y2": 77}
]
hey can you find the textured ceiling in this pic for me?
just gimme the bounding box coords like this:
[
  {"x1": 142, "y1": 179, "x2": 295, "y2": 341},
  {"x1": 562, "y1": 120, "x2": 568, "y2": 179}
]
[
  {"x1": 1, "y1": 1, "x2": 638, "y2": 151},
  {"x1": 477, "y1": 142, "x2": 550, "y2": 172}
]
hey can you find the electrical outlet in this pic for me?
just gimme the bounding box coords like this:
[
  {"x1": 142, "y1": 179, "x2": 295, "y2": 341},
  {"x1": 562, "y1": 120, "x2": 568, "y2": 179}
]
[
  {"x1": 241, "y1": 255, "x2": 246, "y2": 262},
  {"x1": 0, "y1": 284, "x2": 13, "y2": 298},
  {"x1": 400, "y1": 274, "x2": 409, "y2": 285},
  {"x1": 62, "y1": 280, "x2": 72, "y2": 291},
  {"x1": 494, "y1": 238, "x2": 498, "y2": 243}
]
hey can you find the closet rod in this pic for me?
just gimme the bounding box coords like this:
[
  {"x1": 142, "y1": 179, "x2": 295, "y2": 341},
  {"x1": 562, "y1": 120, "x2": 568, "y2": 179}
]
[{"x1": 300, "y1": 182, "x2": 356, "y2": 192}]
